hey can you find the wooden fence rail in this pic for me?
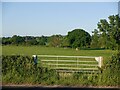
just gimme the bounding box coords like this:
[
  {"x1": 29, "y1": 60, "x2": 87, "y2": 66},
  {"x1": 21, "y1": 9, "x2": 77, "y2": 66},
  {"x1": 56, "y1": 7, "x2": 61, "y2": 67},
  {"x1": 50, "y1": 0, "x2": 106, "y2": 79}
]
[{"x1": 33, "y1": 55, "x2": 103, "y2": 73}]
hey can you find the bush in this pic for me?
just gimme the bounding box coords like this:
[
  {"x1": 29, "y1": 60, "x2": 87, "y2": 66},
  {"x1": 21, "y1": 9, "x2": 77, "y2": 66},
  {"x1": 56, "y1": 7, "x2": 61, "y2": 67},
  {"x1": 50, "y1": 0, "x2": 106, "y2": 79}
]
[
  {"x1": 98, "y1": 53, "x2": 120, "y2": 86},
  {"x1": 2, "y1": 55, "x2": 59, "y2": 84}
]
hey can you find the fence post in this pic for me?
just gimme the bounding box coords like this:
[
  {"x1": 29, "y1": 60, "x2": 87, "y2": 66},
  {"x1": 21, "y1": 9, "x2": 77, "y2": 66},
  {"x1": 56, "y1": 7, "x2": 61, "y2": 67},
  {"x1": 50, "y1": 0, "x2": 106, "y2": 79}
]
[
  {"x1": 99, "y1": 56, "x2": 103, "y2": 68},
  {"x1": 33, "y1": 55, "x2": 38, "y2": 65},
  {"x1": 95, "y1": 56, "x2": 103, "y2": 68}
]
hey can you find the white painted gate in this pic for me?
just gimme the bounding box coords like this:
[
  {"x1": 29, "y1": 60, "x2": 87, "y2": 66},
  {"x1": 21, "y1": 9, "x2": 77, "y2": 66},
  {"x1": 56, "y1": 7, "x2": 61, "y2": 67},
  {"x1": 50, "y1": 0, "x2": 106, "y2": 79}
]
[{"x1": 33, "y1": 55, "x2": 103, "y2": 73}]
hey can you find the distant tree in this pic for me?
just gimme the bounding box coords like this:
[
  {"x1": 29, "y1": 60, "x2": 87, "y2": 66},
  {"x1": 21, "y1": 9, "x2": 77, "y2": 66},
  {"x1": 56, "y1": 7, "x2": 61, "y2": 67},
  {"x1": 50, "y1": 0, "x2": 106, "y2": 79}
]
[
  {"x1": 67, "y1": 29, "x2": 91, "y2": 48},
  {"x1": 36, "y1": 36, "x2": 47, "y2": 45},
  {"x1": 49, "y1": 35, "x2": 63, "y2": 47},
  {"x1": 24, "y1": 36, "x2": 38, "y2": 45},
  {"x1": 11, "y1": 35, "x2": 25, "y2": 45},
  {"x1": 2, "y1": 37, "x2": 12, "y2": 45},
  {"x1": 61, "y1": 36, "x2": 70, "y2": 48},
  {"x1": 29, "y1": 39, "x2": 38, "y2": 45}
]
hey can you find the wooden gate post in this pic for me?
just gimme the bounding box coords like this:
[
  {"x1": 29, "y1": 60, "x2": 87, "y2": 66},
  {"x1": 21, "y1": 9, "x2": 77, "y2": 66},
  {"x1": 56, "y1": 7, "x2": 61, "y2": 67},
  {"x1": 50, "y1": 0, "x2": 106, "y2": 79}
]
[
  {"x1": 33, "y1": 55, "x2": 38, "y2": 65},
  {"x1": 99, "y1": 56, "x2": 103, "y2": 68},
  {"x1": 95, "y1": 56, "x2": 103, "y2": 68}
]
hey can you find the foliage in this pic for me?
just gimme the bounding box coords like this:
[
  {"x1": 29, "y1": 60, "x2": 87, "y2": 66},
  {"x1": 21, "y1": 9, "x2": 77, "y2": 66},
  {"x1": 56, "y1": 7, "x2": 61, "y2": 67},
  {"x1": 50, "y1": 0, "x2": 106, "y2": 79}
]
[
  {"x1": 91, "y1": 14, "x2": 120, "y2": 50},
  {"x1": 67, "y1": 29, "x2": 91, "y2": 48},
  {"x1": 11, "y1": 35, "x2": 25, "y2": 45},
  {"x1": 2, "y1": 55, "x2": 59, "y2": 84},
  {"x1": 2, "y1": 37, "x2": 12, "y2": 45},
  {"x1": 61, "y1": 36, "x2": 70, "y2": 48},
  {"x1": 48, "y1": 35, "x2": 63, "y2": 47},
  {"x1": 36, "y1": 36, "x2": 47, "y2": 45},
  {"x1": 2, "y1": 35, "x2": 48, "y2": 46},
  {"x1": 91, "y1": 29, "x2": 99, "y2": 48},
  {"x1": 97, "y1": 53, "x2": 120, "y2": 86}
]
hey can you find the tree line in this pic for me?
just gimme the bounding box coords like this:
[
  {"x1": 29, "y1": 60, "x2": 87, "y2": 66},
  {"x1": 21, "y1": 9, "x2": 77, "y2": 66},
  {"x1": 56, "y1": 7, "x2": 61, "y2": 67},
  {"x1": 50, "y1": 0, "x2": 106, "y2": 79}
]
[
  {"x1": 2, "y1": 29, "x2": 91, "y2": 49},
  {"x1": 2, "y1": 14, "x2": 120, "y2": 50}
]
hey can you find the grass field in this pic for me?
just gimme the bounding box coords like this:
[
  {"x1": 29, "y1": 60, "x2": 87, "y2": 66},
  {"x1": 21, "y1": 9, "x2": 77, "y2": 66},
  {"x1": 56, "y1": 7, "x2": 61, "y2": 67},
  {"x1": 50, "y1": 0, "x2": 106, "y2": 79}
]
[
  {"x1": 2, "y1": 45, "x2": 116, "y2": 56},
  {"x1": 2, "y1": 45, "x2": 117, "y2": 63}
]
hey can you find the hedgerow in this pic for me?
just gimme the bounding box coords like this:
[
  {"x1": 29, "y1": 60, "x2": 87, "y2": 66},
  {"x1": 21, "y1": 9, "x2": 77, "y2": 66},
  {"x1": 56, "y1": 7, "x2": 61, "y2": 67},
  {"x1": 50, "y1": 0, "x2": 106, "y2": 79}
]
[{"x1": 2, "y1": 55, "x2": 120, "y2": 86}]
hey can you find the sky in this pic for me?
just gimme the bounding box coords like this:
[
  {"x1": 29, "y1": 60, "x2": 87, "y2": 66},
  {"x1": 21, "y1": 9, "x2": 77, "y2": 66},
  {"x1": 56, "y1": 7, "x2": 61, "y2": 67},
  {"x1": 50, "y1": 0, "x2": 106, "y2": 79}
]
[
  {"x1": 0, "y1": 3, "x2": 2, "y2": 37},
  {"x1": 1, "y1": 1, "x2": 119, "y2": 37},
  {"x1": 118, "y1": 1, "x2": 120, "y2": 16}
]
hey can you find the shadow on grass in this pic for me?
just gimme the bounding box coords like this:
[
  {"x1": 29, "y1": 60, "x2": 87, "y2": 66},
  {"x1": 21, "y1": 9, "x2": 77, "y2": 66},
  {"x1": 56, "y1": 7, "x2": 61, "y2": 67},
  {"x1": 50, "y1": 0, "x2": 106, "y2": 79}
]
[{"x1": 79, "y1": 48, "x2": 106, "y2": 50}]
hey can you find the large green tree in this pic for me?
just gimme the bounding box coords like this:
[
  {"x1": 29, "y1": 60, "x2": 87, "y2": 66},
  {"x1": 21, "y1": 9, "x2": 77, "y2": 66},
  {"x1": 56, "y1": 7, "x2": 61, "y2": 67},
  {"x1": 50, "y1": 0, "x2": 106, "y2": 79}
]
[
  {"x1": 92, "y1": 14, "x2": 120, "y2": 50},
  {"x1": 67, "y1": 29, "x2": 91, "y2": 48}
]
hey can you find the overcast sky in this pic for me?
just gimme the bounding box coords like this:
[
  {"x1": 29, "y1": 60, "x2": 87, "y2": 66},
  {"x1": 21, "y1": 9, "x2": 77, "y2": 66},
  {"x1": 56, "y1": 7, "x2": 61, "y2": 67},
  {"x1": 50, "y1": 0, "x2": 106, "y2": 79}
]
[{"x1": 1, "y1": 1, "x2": 119, "y2": 37}]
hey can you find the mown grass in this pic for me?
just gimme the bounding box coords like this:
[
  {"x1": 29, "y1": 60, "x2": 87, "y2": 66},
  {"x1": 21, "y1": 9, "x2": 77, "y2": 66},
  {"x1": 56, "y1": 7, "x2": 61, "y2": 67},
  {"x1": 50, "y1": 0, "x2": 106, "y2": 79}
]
[{"x1": 2, "y1": 45, "x2": 116, "y2": 57}]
